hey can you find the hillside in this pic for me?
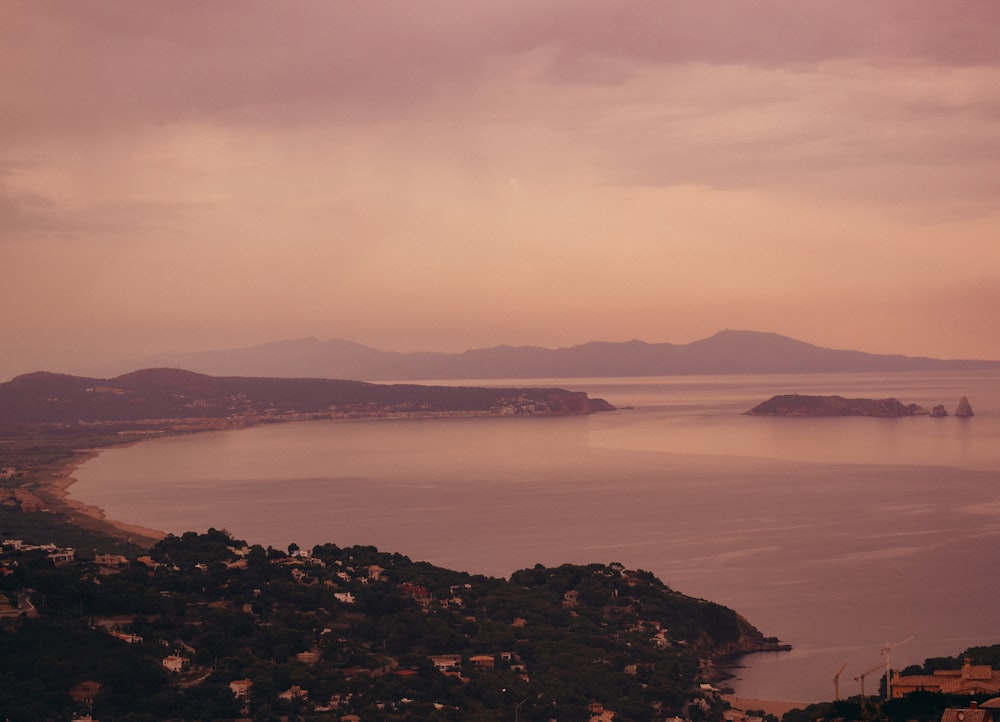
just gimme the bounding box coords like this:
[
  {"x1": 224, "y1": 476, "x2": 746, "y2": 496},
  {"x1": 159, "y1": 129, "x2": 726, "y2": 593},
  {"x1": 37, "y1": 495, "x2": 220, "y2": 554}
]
[
  {"x1": 0, "y1": 368, "x2": 614, "y2": 426},
  {"x1": 0, "y1": 530, "x2": 785, "y2": 721},
  {"x1": 101, "y1": 330, "x2": 1000, "y2": 381}
]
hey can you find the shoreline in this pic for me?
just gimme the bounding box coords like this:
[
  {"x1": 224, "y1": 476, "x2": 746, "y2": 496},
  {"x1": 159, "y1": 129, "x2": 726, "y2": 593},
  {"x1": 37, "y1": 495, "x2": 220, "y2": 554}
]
[
  {"x1": 723, "y1": 696, "x2": 810, "y2": 718},
  {"x1": 31, "y1": 446, "x2": 167, "y2": 547},
  {"x1": 14, "y1": 408, "x2": 586, "y2": 552}
]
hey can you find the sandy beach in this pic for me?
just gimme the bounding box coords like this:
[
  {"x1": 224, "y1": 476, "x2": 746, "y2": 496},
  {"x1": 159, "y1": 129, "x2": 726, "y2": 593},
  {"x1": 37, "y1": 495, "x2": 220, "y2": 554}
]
[
  {"x1": 723, "y1": 696, "x2": 810, "y2": 718},
  {"x1": 30, "y1": 447, "x2": 166, "y2": 547}
]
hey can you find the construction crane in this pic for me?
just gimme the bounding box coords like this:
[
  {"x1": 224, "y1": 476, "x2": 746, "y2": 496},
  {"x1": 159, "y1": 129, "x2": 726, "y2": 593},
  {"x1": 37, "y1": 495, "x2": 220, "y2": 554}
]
[
  {"x1": 855, "y1": 662, "x2": 886, "y2": 698},
  {"x1": 882, "y1": 636, "x2": 915, "y2": 700},
  {"x1": 833, "y1": 662, "x2": 848, "y2": 701}
]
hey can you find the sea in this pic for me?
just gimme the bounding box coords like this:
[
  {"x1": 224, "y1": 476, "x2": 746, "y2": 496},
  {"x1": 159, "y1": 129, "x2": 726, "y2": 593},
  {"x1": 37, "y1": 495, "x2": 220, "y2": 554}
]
[{"x1": 71, "y1": 371, "x2": 1000, "y2": 703}]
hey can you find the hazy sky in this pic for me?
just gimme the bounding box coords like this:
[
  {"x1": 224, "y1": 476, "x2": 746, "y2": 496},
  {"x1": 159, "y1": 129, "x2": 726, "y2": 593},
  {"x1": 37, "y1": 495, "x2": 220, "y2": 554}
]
[{"x1": 3, "y1": 2, "x2": 1000, "y2": 379}]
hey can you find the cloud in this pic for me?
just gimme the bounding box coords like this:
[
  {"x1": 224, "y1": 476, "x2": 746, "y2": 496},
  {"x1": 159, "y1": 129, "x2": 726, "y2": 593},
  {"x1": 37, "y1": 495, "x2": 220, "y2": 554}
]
[
  {"x1": 5, "y1": 2, "x2": 999, "y2": 212},
  {"x1": 5, "y1": 2, "x2": 1000, "y2": 141},
  {"x1": 531, "y1": 1, "x2": 1000, "y2": 70},
  {"x1": 2, "y1": 1, "x2": 1000, "y2": 370},
  {"x1": 0, "y1": 175, "x2": 205, "y2": 245}
]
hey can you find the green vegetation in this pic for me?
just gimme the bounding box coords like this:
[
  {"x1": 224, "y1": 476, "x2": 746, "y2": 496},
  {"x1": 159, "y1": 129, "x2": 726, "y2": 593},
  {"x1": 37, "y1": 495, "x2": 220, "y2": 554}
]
[
  {"x1": 0, "y1": 529, "x2": 768, "y2": 721},
  {"x1": 0, "y1": 510, "x2": 148, "y2": 558},
  {"x1": 900, "y1": 645, "x2": 1000, "y2": 675}
]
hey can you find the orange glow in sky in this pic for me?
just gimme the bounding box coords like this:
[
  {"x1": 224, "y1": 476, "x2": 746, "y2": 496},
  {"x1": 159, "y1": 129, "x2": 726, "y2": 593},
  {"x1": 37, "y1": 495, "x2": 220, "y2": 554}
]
[{"x1": 2, "y1": 2, "x2": 1000, "y2": 379}]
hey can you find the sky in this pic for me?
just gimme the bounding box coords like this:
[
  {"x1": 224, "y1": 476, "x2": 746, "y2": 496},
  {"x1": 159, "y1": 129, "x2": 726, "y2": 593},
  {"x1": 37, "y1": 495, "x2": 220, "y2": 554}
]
[{"x1": 3, "y1": 1, "x2": 1000, "y2": 380}]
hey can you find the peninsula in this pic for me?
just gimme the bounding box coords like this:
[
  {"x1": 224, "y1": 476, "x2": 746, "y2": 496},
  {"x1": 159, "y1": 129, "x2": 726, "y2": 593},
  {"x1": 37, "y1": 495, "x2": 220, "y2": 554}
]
[
  {"x1": 0, "y1": 368, "x2": 613, "y2": 547},
  {"x1": 0, "y1": 367, "x2": 615, "y2": 427}
]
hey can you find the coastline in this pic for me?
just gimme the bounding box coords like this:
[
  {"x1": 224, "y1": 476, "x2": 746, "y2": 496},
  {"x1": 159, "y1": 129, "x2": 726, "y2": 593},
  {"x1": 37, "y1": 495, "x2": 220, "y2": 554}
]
[
  {"x1": 31, "y1": 447, "x2": 167, "y2": 547},
  {"x1": 723, "y1": 696, "x2": 809, "y2": 718}
]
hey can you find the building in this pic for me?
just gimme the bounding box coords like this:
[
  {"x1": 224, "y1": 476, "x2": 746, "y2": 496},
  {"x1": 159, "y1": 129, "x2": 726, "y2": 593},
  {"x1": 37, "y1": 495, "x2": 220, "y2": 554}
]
[
  {"x1": 940, "y1": 701, "x2": 997, "y2": 722},
  {"x1": 470, "y1": 654, "x2": 495, "y2": 670},
  {"x1": 279, "y1": 685, "x2": 309, "y2": 701},
  {"x1": 162, "y1": 655, "x2": 189, "y2": 673},
  {"x1": 230, "y1": 678, "x2": 253, "y2": 700},
  {"x1": 47, "y1": 548, "x2": 76, "y2": 566},
  {"x1": 110, "y1": 630, "x2": 143, "y2": 644},
  {"x1": 893, "y1": 659, "x2": 1000, "y2": 698},
  {"x1": 430, "y1": 654, "x2": 463, "y2": 672}
]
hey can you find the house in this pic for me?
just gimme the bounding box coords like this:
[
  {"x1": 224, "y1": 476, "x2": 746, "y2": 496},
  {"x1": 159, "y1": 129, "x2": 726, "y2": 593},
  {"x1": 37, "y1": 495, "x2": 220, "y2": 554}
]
[
  {"x1": 940, "y1": 702, "x2": 996, "y2": 722},
  {"x1": 470, "y1": 654, "x2": 495, "y2": 670},
  {"x1": 398, "y1": 582, "x2": 432, "y2": 606},
  {"x1": 230, "y1": 678, "x2": 253, "y2": 700},
  {"x1": 47, "y1": 548, "x2": 75, "y2": 566},
  {"x1": 94, "y1": 553, "x2": 128, "y2": 568},
  {"x1": 652, "y1": 629, "x2": 671, "y2": 648},
  {"x1": 296, "y1": 649, "x2": 320, "y2": 664},
  {"x1": 430, "y1": 654, "x2": 463, "y2": 672},
  {"x1": 162, "y1": 655, "x2": 189, "y2": 673},
  {"x1": 892, "y1": 659, "x2": 1000, "y2": 698},
  {"x1": 279, "y1": 685, "x2": 308, "y2": 701}
]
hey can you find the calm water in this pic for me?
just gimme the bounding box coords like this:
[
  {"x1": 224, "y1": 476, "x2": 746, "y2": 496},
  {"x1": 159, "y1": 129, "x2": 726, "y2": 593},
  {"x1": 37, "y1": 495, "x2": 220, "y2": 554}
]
[{"x1": 73, "y1": 371, "x2": 1000, "y2": 703}]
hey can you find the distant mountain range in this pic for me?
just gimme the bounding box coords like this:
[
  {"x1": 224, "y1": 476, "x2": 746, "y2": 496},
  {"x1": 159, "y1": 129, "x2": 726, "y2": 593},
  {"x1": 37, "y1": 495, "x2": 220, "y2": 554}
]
[{"x1": 104, "y1": 330, "x2": 1000, "y2": 381}]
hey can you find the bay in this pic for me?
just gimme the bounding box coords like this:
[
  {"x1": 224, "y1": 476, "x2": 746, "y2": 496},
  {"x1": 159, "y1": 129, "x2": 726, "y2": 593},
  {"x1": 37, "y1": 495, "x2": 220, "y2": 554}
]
[{"x1": 71, "y1": 371, "x2": 1000, "y2": 703}]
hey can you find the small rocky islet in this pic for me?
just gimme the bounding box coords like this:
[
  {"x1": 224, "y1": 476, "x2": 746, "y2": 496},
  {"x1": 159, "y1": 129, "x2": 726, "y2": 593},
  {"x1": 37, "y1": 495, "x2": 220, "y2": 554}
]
[{"x1": 745, "y1": 394, "x2": 975, "y2": 417}]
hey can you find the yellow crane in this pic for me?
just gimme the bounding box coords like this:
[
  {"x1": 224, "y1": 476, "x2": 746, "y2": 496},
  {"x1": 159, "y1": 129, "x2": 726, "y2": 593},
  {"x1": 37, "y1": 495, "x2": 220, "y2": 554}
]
[
  {"x1": 834, "y1": 662, "x2": 848, "y2": 701},
  {"x1": 882, "y1": 636, "x2": 914, "y2": 700},
  {"x1": 855, "y1": 662, "x2": 886, "y2": 698}
]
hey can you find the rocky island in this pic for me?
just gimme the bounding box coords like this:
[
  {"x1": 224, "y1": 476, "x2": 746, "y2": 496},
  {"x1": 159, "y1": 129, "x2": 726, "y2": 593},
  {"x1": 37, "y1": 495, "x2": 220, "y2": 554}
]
[{"x1": 745, "y1": 394, "x2": 975, "y2": 417}]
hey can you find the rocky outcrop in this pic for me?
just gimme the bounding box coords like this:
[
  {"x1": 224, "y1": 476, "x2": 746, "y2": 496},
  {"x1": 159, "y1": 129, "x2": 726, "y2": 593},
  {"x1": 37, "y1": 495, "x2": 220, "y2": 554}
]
[
  {"x1": 955, "y1": 396, "x2": 975, "y2": 417},
  {"x1": 746, "y1": 394, "x2": 978, "y2": 419},
  {"x1": 745, "y1": 394, "x2": 926, "y2": 417}
]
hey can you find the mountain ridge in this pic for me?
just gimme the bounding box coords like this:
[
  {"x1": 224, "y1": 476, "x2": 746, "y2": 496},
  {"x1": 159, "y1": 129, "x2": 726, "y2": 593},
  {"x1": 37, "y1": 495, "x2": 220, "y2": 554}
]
[{"x1": 93, "y1": 329, "x2": 1000, "y2": 381}]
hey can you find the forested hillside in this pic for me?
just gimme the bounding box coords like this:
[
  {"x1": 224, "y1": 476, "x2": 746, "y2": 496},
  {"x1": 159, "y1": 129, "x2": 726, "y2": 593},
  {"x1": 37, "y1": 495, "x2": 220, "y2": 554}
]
[{"x1": 0, "y1": 530, "x2": 780, "y2": 721}]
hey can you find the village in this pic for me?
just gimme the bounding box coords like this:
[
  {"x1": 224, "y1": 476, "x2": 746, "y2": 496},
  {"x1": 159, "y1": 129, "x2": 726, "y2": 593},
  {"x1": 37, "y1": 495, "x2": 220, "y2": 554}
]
[{"x1": 0, "y1": 529, "x2": 773, "y2": 721}]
